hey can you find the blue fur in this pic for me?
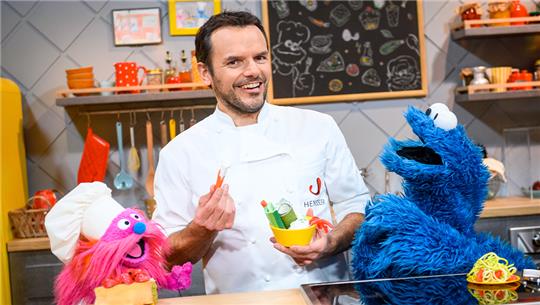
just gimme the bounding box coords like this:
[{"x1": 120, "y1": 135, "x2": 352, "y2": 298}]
[{"x1": 351, "y1": 106, "x2": 535, "y2": 280}]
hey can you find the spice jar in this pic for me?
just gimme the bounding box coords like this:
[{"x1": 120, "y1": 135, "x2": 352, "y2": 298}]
[
  {"x1": 488, "y1": 0, "x2": 511, "y2": 26},
  {"x1": 459, "y1": 3, "x2": 482, "y2": 27},
  {"x1": 510, "y1": 0, "x2": 528, "y2": 25},
  {"x1": 146, "y1": 69, "x2": 163, "y2": 93}
]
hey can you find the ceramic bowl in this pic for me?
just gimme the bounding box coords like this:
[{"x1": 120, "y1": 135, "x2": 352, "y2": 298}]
[
  {"x1": 65, "y1": 66, "x2": 93, "y2": 75},
  {"x1": 67, "y1": 72, "x2": 94, "y2": 80},
  {"x1": 270, "y1": 225, "x2": 316, "y2": 247},
  {"x1": 67, "y1": 78, "x2": 95, "y2": 89},
  {"x1": 521, "y1": 188, "x2": 540, "y2": 199}
]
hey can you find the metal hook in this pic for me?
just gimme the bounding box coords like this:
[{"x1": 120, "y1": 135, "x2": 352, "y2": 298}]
[
  {"x1": 129, "y1": 112, "x2": 136, "y2": 126},
  {"x1": 191, "y1": 108, "x2": 195, "y2": 119},
  {"x1": 116, "y1": 112, "x2": 120, "y2": 121},
  {"x1": 161, "y1": 111, "x2": 165, "y2": 121},
  {"x1": 86, "y1": 114, "x2": 91, "y2": 128},
  {"x1": 170, "y1": 109, "x2": 174, "y2": 118},
  {"x1": 146, "y1": 112, "x2": 151, "y2": 121},
  {"x1": 179, "y1": 109, "x2": 184, "y2": 122}
]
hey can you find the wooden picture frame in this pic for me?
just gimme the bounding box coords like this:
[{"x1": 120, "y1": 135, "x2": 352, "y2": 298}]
[
  {"x1": 112, "y1": 7, "x2": 162, "y2": 46},
  {"x1": 168, "y1": 0, "x2": 221, "y2": 36},
  {"x1": 262, "y1": 0, "x2": 427, "y2": 105}
]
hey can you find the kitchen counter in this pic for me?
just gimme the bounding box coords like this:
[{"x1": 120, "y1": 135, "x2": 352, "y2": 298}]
[
  {"x1": 7, "y1": 197, "x2": 540, "y2": 252},
  {"x1": 480, "y1": 197, "x2": 540, "y2": 218},
  {"x1": 158, "y1": 289, "x2": 305, "y2": 305}
]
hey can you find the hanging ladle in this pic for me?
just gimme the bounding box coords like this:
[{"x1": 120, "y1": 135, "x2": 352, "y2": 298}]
[{"x1": 114, "y1": 121, "x2": 134, "y2": 190}]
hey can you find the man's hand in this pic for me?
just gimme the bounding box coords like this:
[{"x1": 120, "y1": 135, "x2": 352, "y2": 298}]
[
  {"x1": 193, "y1": 184, "x2": 235, "y2": 231},
  {"x1": 270, "y1": 213, "x2": 364, "y2": 266},
  {"x1": 271, "y1": 231, "x2": 330, "y2": 266}
]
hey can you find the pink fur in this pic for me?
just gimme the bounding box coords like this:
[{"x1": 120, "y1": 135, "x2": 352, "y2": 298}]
[{"x1": 54, "y1": 208, "x2": 192, "y2": 305}]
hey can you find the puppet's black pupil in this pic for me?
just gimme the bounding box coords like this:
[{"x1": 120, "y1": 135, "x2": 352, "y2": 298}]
[
  {"x1": 125, "y1": 221, "x2": 129, "y2": 225},
  {"x1": 425, "y1": 108, "x2": 431, "y2": 116}
]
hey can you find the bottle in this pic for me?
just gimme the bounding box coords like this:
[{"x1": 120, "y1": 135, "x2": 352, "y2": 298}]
[
  {"x1": 179, "y1": 50, "x2": 192, "y2": 91},
  {"x1": 510, "y1": 0, "x2": 528, "y2": 25},
  {"x1": 164, "y1": 51, "x2": 177, "y2": 85}
]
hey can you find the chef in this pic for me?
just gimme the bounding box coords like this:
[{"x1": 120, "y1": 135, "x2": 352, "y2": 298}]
[{"x1": 152, "y1": 11, "x2": 370, "y2": 294}]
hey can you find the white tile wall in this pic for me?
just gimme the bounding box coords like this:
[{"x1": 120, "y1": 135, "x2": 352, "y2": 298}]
[{"x1": 1, "y1": 0, "x2": 539, "y2": 204}]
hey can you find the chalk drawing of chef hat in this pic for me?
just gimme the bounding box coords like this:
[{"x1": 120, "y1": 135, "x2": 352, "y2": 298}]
[{"x1": 44, "y1": 182, "x2": 124, "y2": 263}]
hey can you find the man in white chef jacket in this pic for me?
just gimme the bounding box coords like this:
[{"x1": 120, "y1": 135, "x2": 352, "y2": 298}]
[{"x1": 152, "y1": 11, "x2": 370, "y2": 294}]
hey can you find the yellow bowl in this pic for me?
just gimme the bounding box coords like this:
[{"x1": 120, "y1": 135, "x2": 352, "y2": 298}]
[{"x1": 270, "y1": 225, "x2": 316, "y2": 247}]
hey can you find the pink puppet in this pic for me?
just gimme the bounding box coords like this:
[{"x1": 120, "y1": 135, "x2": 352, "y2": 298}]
[{"x1": 45, "y1": 182, "x2": 191, "y2": 305}]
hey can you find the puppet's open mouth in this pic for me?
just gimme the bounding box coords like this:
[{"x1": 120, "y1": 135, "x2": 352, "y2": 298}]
[
  {"x1": 397, "y1": 146, "x2": 443, "y2": 165},
  {"x1": 126, "y1": 239, "x2": 145, "y2": 259}
]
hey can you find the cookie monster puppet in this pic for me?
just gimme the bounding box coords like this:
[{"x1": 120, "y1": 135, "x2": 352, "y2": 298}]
[{"x1": 351, "y1": 104, "x2": 535, "y2": 280}]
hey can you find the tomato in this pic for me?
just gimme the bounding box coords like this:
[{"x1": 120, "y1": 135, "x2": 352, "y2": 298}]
[
  {"x1": 495, "y1": 269, "x2": 503, "y2": 279},
  {"x1": 476, "y1": 268, "x2": 484, "y2": 282},
  {"x1": 32, "y1": 189, "x2": 57, "y2": 209}
]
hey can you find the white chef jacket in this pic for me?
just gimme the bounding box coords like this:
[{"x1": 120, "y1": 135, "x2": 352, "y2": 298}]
[{"x1": 153, "y1": 102, "x2": 369, "y2": 294}]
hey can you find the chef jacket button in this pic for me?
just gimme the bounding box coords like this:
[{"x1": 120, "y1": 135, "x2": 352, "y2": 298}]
[
  {"x1": 286, "y1": 187, "x2": 294, "y2": 194},
  {"x1": 264, "y1": 275, "x2": 271, "y2": 282},
  {"x1": 250, "y1": 238, "x2": 256, "y2": 244}
]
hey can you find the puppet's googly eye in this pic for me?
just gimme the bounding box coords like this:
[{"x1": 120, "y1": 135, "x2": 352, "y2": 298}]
[
  {"x1": 130, "y1": 213, "x2": 141, "y2": 220},
  {"x1": 425, "y1": 103, "x2": 449, "y2": 120},
  {"x1": 433, "y1": 111, "x2": 457, "y2": 131},
  {"x1": 117, "y1": 219, "x2": 131, "y2": 230}
]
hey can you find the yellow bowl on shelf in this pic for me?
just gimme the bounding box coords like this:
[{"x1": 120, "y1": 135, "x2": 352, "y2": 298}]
[{"x1": 270, "y1": 225, "x2": 316, "y2": 247}]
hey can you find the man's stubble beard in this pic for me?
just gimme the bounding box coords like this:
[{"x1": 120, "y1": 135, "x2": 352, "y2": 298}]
[{"x1": 213, "y1": 76, "x2": 267, "y2": 115}]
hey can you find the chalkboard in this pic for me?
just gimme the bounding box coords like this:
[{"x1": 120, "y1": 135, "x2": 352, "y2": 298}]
[{"x1": 262, "y1": 0, "x2": 427, "y2": 105}]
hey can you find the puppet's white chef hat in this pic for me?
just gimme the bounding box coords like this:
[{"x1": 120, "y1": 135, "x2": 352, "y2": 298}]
[{"x1": 44, "y1": 182, "x2": 125, "y2": 263}]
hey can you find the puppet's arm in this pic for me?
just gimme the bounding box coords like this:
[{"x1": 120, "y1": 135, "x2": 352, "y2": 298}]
[{"x1": 160, "y1": 262, "x2": 193, "y2": 290}]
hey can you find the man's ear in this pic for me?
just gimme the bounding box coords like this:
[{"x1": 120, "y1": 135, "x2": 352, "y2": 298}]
[{"x1": 198, "y1": 62, "x2": 212, "y2": 87}]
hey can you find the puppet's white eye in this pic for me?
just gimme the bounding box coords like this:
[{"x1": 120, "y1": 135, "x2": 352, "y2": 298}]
[
  {"x1": 117, "y1": 219, "x2": 131, "y2": 230},
  {"x1": 433, "y1": 111, "x2": 457, "y2": 131},
  {"x1": 425, "y1": 103, "x2": 449, "y2": 120},
  {"x1": 130, "y1": 213, "x2": 141, "y2": 220},
  {"x1": 425, "y1": 103, "x2": 457, "y2": 131}
]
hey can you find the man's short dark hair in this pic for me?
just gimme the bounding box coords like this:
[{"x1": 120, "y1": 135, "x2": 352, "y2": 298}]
[{"x1": 195, "y1": 11, "x2": 268, "y2": 73}]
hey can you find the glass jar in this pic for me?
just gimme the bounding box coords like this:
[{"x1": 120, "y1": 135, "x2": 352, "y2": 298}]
[
  {"x1": 488, "y1": 1, "x2": 511, "y2": 26},
  {"x1": 146, "y1": 69, "x2": 163, "y2": 93}
]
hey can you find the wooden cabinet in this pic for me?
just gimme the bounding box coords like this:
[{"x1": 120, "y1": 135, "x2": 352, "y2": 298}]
[{"x1": 9, "y1": 250, "x2": 62, "y2": 305}]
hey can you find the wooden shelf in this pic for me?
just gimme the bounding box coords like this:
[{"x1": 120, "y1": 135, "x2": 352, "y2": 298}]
[
  {"x1": 7, "y1": 237, "x2": 51, "y2": 252},
  {"x1": 452, "y1": 23, "x2": 540, "y2": 40},
  {"x1": 56, "y1": 89, "x2": 215, "y2": 107},
  {"x1": 455, "y1": 89, "x2": 540, "y2": 132},
  {"x1": 481, "y1": 196, "x2": 540, "y2": 218},
  {"x1": 451, "y1": 19, "x2": 540, "y2": 69}
]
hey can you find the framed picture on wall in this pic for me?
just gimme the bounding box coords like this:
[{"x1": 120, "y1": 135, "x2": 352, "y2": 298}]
[
  {"x1": 168, "y1": 0, "x2": 221, "y2": 36},
  {"x1": 112, "y1": 7, "x2": 162, "y2": 46}
]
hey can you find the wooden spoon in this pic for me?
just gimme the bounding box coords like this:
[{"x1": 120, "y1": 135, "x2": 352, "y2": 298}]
[
  {"x1": 160, "y1": 120, "x2": 168, "y2": 147},
  {"x1": 145, "y1": 120, "x2": 155, "y2": 198}
]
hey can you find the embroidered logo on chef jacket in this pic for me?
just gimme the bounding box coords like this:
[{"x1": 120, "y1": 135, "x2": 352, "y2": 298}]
[
  {"x1": 309, "y1": 177, "x2": 322, "y2": 195},
  {"x1": 304, "y1": 176, "x2": 326, "y2": 208}
]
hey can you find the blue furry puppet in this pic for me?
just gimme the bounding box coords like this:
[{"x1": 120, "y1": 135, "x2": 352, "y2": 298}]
[{"x1": 351, "y1": 104, "x2": 535, "y2": 280}]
